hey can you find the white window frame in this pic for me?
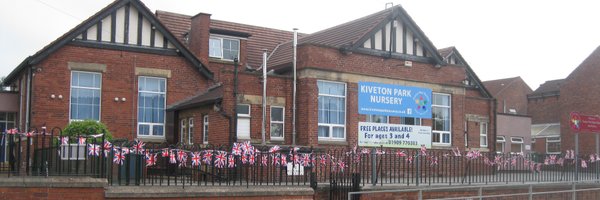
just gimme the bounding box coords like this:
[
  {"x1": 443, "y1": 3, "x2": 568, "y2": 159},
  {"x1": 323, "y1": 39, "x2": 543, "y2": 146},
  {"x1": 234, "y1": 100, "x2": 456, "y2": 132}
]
[
  {"x1": 209, "y1": 36, "x2": 240, "y2": 61},
  {"x1": 237, "y1": 104, "x2": 251, "y2": 140},
  {"x1": 0, "y1": 113, "x2": 16, "y2": 162},
  {"x1": 137, "y1": 76, "x2": 167, "y2": 138},
  {"x1": 188, "y1": 118, "x2": 194, "y2": 145},
  {"x1": 546, "y1": 136, "x2": 561, "y2": 154},
  {"x1": 432, "y1": 93, "x2": 451, "y2": 146},
  {"x1": 60, "y1": 143, "x2": 86, "y2": 160},
  {"x1": 317, "y1": 80, "x2": 347, "y2": 141},
  {"x1": 510, "y1": 136, "x2": 524, "y2": 153},
  {"x1": 203, "y1": 115, "x2": 209, "y2": 144},
  {"x1": 69, "y1": 71, "x2": 102, "y2": 122},
  {"x1": 270, "y1": 106, "x2": 285, "y2": 140},
  {"x1": 366, "y1": 115, "x2": 388, "y2": 123},
  {"x1": 496, "y1": 136, "x2": 506, "y2": 154},
  {"x1": 180, "y1": 119, "x2": 186, "y2": 144},
  {"x1": 480, "y1": 122, "x2": 488, "y2": 147}
]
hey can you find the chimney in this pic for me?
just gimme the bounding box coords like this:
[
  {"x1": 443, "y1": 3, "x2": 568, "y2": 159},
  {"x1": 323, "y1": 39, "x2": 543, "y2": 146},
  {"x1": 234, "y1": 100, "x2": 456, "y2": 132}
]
[{"x1": 189, "y1": 13, "x2": 211, "y2": 64}]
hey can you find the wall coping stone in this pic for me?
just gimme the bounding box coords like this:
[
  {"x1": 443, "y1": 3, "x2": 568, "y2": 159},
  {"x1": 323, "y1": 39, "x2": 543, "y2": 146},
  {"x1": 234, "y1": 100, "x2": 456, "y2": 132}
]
[
  {"x1": 0, "y1": 176, "x2": 107, "y2": 188},
  {"x1": 105, "y1": 185, "x2": 314, "y2": 198}
]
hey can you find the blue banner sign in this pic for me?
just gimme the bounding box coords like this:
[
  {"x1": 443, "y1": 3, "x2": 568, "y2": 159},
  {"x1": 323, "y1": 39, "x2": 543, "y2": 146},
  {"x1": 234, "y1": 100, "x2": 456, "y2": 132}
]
[{"x1": 358, "y1": 82, "x2": 432, "y2": 119}]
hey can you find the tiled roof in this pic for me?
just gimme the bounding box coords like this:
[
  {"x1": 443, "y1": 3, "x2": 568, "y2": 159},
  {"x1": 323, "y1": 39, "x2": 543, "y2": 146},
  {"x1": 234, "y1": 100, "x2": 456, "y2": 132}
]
[
  {"x1": 268, "y1": 7, "x2": 393, "y2": 68},
  {"x1": 482, "y1": 77, "x2": 521, "y2": 96},
  {"x1": 156, "y1": 10, "x2": 298, "y2": 69},
  {"x1": 530, "y1": 79, "x2": 564, "y2": 96},
  {"x1": 166, "y1": 84, "x2": 223, "y2": 111}
]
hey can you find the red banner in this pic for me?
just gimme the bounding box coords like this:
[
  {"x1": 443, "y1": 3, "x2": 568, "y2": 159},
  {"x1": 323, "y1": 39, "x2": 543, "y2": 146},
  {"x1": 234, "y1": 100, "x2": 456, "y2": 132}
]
[{"x1": 570, "y1": 112, "x2": 600, "y2": 133}]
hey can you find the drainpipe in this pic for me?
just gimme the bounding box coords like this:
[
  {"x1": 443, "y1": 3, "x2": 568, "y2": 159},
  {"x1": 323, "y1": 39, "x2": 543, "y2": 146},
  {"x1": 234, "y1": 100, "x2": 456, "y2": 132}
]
[
  {"x1": 233, "y1": 58, "x2": 239, "y2": 144},
  {"x1": 292, "y1": 28, "x2": 298, "y2": 146},
  {"x1": 492, "y1": 98, "x2": 498, "y2": 154},
  {"x1": 261, "y1": 50, "x2": 267, "y2": 145},
  {"x1": 26, "y1": 67, "x2": 32, "y2": 131}
]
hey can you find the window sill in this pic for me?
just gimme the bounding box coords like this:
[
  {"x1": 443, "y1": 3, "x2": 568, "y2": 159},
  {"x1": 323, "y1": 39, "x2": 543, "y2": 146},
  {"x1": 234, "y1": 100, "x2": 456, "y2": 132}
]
[
  {"x1": 138, "y1": 137, "x2": 166, "y2": 143},
  {"x1": 318, "y1": 140, "x2": 347, "y2": 146},
  {"x1": 209, "y1": 58, "x2": 236, "y2": 65},
  {"x1": 468, "y1": 147, "x2": 489, "y2": 152}
]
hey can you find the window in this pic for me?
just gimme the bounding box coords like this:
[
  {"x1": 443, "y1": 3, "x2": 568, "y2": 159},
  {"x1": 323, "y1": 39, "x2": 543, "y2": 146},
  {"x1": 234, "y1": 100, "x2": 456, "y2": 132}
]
[
  {"x1": 188, "y1": 118, "x2": 194, "y2": 145},
  {"x1": 496, "y1": 136, "x2": 506, "y2": 154},
  {"x1": 60, "y1": 144, "x2": 86, "y2": 160},
  {"x1": 203, "y1": 115, "x2": 209, "y2": 144},
  {"x1": 0, "y1": 112, "x2": 16, "y2": 162},
  {"x1": 317, "y1": 81, "x2": 346, "y2": 140},
  {"x1": 209, "y1": 37, "x2": 240, "y2": 60},
  {"x1": 366, "y1": 115, "x2": 388, "y2": 123},
  {"x1": 480, "y1": 122, "x2": 488, "y2": 147},
  {"x1": 180, "y1": 119, "x2": 186, "y2": 144},
  {"x1": 237, "y1": 104, "x2": 251, "y2": 139},
  {"x1": 137, "y1": 77, "x2": 166, "y2": 137},
  {"x1": 546, "y1": 137, "x2": 561, "y2": 154},
  {"x1": 510, "y1": 137, "x2": 523, "y2": 153},
  {"x1": 401, "y1": 117, "x2": 422, "y2": 125},
  {"x1": 70, "y1": 71, "x2": 101, "y2": 121},
  {"x1": 432, "y1": 93, "x2": 451, "y2": 145},
  {"x1": 270, "y1": 106, "x2": 284, "y2": 140}
]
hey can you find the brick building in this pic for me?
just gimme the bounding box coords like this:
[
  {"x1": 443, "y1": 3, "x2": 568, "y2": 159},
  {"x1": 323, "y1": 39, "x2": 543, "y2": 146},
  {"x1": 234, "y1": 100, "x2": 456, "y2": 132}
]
[
  {"x1": 2, "y1": 0, "x2": 495, "y2": 150},
  {"x1": 483, "y1": 77, "x2": 532, "y2": 154},
  {"x1": 528, "y1": 79, "x2": 563, "y2": 154}
]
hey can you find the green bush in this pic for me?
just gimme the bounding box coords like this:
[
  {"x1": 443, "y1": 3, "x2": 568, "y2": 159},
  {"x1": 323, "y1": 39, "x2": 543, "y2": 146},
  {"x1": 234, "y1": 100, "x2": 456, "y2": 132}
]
[{"x1": 62, "y1": 120, "x2": 113, "y2": 141}]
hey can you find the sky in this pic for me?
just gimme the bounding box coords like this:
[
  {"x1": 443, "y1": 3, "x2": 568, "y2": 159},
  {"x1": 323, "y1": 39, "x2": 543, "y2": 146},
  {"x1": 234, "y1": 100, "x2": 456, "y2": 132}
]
[{"x1": 1, "y1": 0, "x2": 600, "y2": 90}]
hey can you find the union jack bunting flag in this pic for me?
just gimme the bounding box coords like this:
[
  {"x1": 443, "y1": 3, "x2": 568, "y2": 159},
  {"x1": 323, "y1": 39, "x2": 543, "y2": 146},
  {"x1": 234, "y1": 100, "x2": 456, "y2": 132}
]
[
  {"x1": 169, "y1": 152, "x2": 177, "y2": 164},
  {"x1": 269, "y1": 145, "x2": 281, "y2": 153},
  {"x1": 78, "y1": 137, "x2": 86, "y2": 145},
  {"x1": 177, "y1": 150, "x2": 187, "y2": 162},
  {"x1": 133, "y1": 141, "x2": 145, "y2": 154},
  {"x1": 272, "y1": 154, "x2": 281, "y2": 166},
  {"x1": 121, "y1": 147, "x2": 130, "y2": 155},
  {"x1": 430, "y1": 156, "x2": 438, "y2": 166},
  {"x1": 261, "y1": 155, "x2": 268, "y2": 166},
  {"x1": 376, "y1": 149, "x2": 385, "y2": 155},
  {"x1": 161, "y1": 148, "x2": 169, "y2": 157},
  {"x1": 191, "y1": 152, "x2": 201, "y2": 166},
  {"x1": 452, "y1": 147, "x2": 462, "y2": 157},
  {"x1": 280, "y1": 154, "x2": 287, "y2": 166},
  {"x1": 248, "y1": 154, "x2": 255, "y2": 165},
  {"x1": 6, "y1": 128, "x2": 18, "y2": 134},
  {"x1": 146, "y1": 153, "x2": 157, "y2": 167},
  {"x1": 302, "y1": 154, "x2": 311, "y2": 167},
  {"x1": 241, "y1": 154, "x2": 248, "y2": 164},
  {"x1": 293, "y1": 154, "x2": 301, "y2": 165},
  {"x1": 25, "y1": 131, "x2": 34, "y2": 137},
  {"x1": 88, "y1": 144, "x2": 99, "y2": 156},
  {"x1": 360, "y1": 148, "x2": 370, "y2": 154},
  {"x1": 338, "y1": 161, "x2": 346, "y2": 172},
  {"x1": 228, "y1": 155, "x2": 236, "y2": 168},
  {"x1": 396, "y1": 150, "x2": 406, "y2": 157},
  {"x1": 103, "y1": 141, "x2": 112, "y2": 157},
  {"x1": 231, "y1": 142, "x2": 242, "y2": 156},
  {"x1": 242, "y1": 141, "x2": 252, "y2": 154},
  {"x1": 113, "y1": 150, "x2": 125, "y2": 165},
  {"x1": 202, "y1": 151, "x2": 213, "y2": 165},
  {"x1": 407, "y1": 156, "x2": 413, "y2": 164},
  {"x1": 214, "y1": 151, "x2": 226, "y2": 168},
  {"x1": 61, "y1": 137, "x2": 69, "y2": 145},
  {"x1": 319, "y1": 155, "x2": 328, "y2": 166},
  {"x1": 420, "y1": 144, "x2": 427, "y2": 156}
]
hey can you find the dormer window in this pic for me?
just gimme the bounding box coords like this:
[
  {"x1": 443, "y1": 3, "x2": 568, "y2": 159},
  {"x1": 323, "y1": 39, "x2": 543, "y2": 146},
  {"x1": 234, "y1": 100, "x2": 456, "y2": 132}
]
[{"x1": 209, "y1": 36, "x2": 239, "y2": 60}]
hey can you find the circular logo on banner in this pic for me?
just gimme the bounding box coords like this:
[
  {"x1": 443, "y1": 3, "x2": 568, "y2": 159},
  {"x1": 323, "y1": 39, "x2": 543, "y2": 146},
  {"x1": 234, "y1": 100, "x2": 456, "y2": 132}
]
[
  {"x1": 570, "y1": 112, "x2": 581, "y2": 131},
  {"x1": 413, "y1": 91, "x2": 430, "y2": 115}
]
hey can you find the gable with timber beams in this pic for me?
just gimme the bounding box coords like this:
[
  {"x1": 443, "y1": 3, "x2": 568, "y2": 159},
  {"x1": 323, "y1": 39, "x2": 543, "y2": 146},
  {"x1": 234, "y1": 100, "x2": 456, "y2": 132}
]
[
  {"x1": 353, "y1": 6, "x2": 444, "y2": 64},
  {"x1": 4, "y1": 0, "x2": 212, "y2": 82}
]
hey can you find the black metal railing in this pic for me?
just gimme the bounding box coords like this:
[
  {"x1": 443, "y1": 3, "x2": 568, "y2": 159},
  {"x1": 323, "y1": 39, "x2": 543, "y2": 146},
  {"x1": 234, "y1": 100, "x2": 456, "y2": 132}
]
[{"x1": 2, "y1": 130, "x2": 600, "y2": 189}]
